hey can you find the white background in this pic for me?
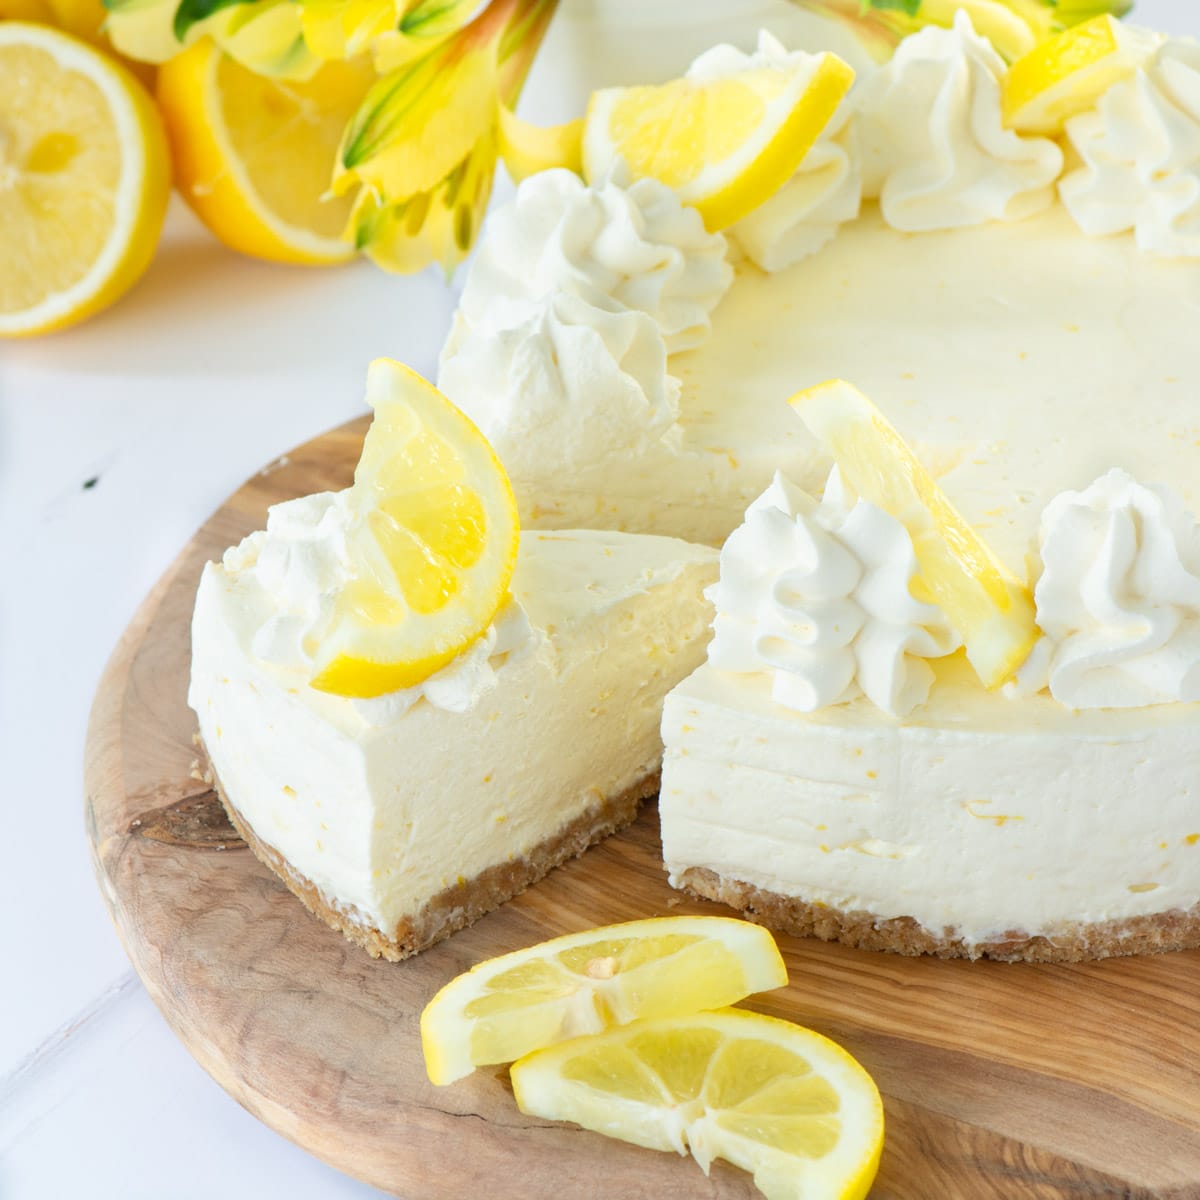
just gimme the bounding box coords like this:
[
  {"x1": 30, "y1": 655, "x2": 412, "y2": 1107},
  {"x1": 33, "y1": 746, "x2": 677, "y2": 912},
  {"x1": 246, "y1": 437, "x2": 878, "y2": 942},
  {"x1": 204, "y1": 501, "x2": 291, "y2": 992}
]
[{"x1": 1, "y1": 2, "x2": 1194, "y2": 1196}]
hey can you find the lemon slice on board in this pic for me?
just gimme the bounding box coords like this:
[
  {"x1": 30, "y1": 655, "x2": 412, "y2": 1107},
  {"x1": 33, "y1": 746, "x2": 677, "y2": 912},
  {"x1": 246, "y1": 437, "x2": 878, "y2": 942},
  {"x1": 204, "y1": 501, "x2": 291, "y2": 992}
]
[
  {"x1": 421, "y1": 916, "x2": 788, "y2": 1086},
  {"x1": 0, "y1": 22, "x2": 170, "y2": 337},
  {"x1": 156, "y1": 39, "x2": 373, "y2": 264},
  {"x1": 511, "y1": 1008, "x2": 884, "y2": 1200},
  {"x1": 582, "y1": 52, "x2": 854, "y2": 231},
  {"x1": 1002, "y1": 15, "x2": 1162, "y2": 135},
  {"x1": 791, "y1": 380, "x2": 1037, "y2": 689},
  {"x1": 309, "y1": 359, "x2": 519, "y2": 698}
]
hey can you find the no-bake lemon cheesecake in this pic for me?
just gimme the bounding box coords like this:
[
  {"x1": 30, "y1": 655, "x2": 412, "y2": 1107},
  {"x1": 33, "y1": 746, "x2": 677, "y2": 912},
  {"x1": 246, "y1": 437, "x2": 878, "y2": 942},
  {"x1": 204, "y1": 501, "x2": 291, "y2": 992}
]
[
  {"x1": 189, "y1": 360, "x2": 717, "y2": 959},
  {"x1": 436, "y1": 16, "x2": 1200, "y2": 961}
]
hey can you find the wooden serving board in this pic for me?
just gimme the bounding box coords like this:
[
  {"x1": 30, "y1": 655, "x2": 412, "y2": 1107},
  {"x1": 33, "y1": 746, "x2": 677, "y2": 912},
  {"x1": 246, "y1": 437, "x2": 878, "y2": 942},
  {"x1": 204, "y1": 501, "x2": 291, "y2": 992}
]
[{"x1": 85, "y1": 418, "x2": 1200, "y2": 1200}]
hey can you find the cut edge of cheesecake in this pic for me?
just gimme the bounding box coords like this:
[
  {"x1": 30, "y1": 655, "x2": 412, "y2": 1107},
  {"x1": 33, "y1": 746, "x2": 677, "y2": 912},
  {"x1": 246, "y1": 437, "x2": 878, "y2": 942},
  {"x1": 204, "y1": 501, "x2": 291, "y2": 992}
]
[
  {"x1": 676, "y1": 867, "x2": 1200, "y2": 964},
  {"x1": 206, "y1": 736, "x2": 661, "y2": 962}
]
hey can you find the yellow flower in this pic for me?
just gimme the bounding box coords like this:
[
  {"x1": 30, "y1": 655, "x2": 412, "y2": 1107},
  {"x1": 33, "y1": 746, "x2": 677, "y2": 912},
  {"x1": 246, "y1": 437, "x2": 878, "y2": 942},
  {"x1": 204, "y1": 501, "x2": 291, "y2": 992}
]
[
  {"x1": 335, "y1": 0, "x2": 557, "y2": 274},
  {"x1": 795, "y1": 0, "x2": 1133, "y2": 62},
  {"x1": 104, "y1": 0, "x2": 317, "y2": 77}
]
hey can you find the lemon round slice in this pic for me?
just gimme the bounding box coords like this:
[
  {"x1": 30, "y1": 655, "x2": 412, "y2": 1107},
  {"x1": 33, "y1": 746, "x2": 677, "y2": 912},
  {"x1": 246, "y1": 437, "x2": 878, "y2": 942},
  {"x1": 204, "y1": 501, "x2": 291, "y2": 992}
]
[
  {"x1": 511, "y1": 1008, "x2": 884, "y2": 1200},
  {"x1": 156, "y1": 39, "x2": 373, "y2": 264},
  {"x1": 582, "y1": 52, "x2": 854, "y2": 232},
  {"x1": 421, "y1": 917, "x2": 788, "y2": 1086},
  {"x1": 1002, "y1": 15, "x2": 1162, "y2": 135},
  {"x1": 309, "y1": 359, "x2": 519, "y2": 698},
  {"x1": 0, "y1": 22, "x2": 170, "y2": 337},
  {"x1": 791, "y1": 380, "x2": 1037, "y2": 689}
]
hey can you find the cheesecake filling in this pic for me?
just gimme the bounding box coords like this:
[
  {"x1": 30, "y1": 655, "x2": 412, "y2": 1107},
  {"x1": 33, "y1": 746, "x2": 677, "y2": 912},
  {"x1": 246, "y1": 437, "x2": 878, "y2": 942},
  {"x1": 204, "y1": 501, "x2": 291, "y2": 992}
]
[
  {"x1": 1061, "y1": 38, "x2": 1200, "y2": 259},
  {"x1": 190, "y1": 513, "x2": 718, "y2": 938}
]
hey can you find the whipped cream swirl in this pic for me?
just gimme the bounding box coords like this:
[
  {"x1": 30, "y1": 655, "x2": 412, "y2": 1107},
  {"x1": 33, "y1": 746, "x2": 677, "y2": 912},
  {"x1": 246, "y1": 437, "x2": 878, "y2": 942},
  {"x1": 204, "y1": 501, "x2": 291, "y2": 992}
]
[
  {"x1": 438, "y1": 289, "x2": 680, "y2": 475},
  {"x1": 689, "y1": 31, "x2": 863, "y2": 270},
  {"x1": 456, "y1": 168, "x2": 732, "y2": 354},
  {"x1": 858, "y1": 13, "x2": 1063, "y2": 231},
  {"x1": 227, "y1": 490, "x2": 531, "y2": 720},
  {"x1": 1020, "y1": 469, "x2": 1200, "y2": 709},
  {"x1": 1060, "y1": 39, "x2": 1200, "y2": 259},
  {"x1": 707, "y1": 469, "x2": 959, "y2": 718}
]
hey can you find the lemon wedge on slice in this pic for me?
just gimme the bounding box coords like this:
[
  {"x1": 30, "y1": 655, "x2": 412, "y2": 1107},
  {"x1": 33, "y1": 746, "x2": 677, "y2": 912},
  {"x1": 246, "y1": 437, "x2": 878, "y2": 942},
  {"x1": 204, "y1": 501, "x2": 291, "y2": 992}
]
[
  {"x1": 156, "y1": 39, "x2": 373, "y2": 264},
  {"x1": 582, "y1": 52, "x2": 854, "y2": 232},
  {"x1": 511, "y1": 1008, "x2": 884, "y2": 1200},
  {"x1": 791, "y1": 380, "x2": 1037, "y2": 689},
  {"x1": 309, "y1": 359, "x2": 519, "y2": 698},
  {"x1": 0, "y1": 22, "x2": 170, "y2": 337},
  {"x1": 421, "y1": 917, "x2": 788, "y2": 1086},
  {"x1": 1002, "y1": 15, "x2": 1162, "y2": 135}
]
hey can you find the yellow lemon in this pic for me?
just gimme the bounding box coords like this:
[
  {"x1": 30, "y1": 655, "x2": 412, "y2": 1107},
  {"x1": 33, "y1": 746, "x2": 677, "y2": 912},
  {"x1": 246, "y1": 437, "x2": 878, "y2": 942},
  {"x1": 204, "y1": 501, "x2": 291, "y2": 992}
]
[
  {"x1": 1002, "y1": 15, "x2": 1162, "y2": 135},
  {"x1": 791, "y1": 380, "x2": 1037, "y2": 689},
  {"x1": 156, "y1": 37, "x2": 373, "y2": 264},
  {"x1": 583, "y1": 52, "x2": 854, "y2": 231},
  {"x1": 0, "y1": 21, "x2": 169, "y2": 336},
  {"x1": 421, "y1": 916, "x2": 788, "y2": 1086},
  {"x1": 511, "y1": 1008, "x2": 884, "y2": 1200},
  {"x1": 309, "y1": 359, "x2": 520, "y2": 698}
]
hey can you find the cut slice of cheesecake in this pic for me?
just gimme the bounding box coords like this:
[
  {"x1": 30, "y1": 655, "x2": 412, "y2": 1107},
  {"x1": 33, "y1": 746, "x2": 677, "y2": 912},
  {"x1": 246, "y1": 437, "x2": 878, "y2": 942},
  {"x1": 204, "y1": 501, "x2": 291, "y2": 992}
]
[{"x1": 189, "y1": 511, "x2": 717, "y2": 960}]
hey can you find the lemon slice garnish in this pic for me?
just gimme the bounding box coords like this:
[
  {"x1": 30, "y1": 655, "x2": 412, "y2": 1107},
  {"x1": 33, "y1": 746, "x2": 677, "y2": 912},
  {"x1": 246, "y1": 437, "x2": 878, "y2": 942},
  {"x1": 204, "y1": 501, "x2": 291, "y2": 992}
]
[
  {"x1": 791, "y1": 380, "x2": 1037, "y2": 689},
  {"x1": 511, "y1": 1008, "x2": 884, "y2": 1200},
  {"x1": 309, "y1": 359, "x2": 519, "y2": 698},
  {"x1": 0, "y1": 22, "x2": 170, "y2": 337},
  {"x1": 582, "y1": 52, "x2": 855, "y2": 232},
  {"x1": 421, "y1": 917, "x2": 787, "y2": 1086},
  {"x1": 1002, "y1": 15, "x2": 1162, "y2": 136},
  {"x1": 156, "y1": 39, "x2": 373, "y2": 265}
]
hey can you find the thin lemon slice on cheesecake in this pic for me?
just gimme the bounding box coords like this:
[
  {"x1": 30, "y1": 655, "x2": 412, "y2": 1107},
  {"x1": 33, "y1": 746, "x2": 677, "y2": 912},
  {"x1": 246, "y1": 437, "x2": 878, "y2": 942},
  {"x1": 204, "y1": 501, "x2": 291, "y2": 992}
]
[
  {"x1": 511, "y1": 1008, "x2": 884, "y2": 1200},
  {"x1": 1002, "y1": 15, "x2": 1162, "y2": 135},
  {"x1": 0, "y1": 22, "x2": 170, "y2": 337},
  {"x1": 309, "y1": 359, "x2": 520, "y2": 698},
  {"x1": 791, "y1": 380, "x2": 1037, "y2": 689},
  {"x1": 582, "y1": 52, "x2": 855, "y2": 231},
  {"x1": 421, "y1": 917, "x2": 788, "y2": 1085}
]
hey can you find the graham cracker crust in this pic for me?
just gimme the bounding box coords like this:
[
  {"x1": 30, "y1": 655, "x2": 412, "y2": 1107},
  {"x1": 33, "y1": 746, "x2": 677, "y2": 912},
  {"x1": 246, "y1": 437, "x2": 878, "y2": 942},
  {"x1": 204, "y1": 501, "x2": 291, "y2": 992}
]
[
  {"x1": 211, "y1": 752, "x2": 659, "y2": 961},
  {"x1": 676, "y1": 867, "x2": 1200, "y2": 964}
]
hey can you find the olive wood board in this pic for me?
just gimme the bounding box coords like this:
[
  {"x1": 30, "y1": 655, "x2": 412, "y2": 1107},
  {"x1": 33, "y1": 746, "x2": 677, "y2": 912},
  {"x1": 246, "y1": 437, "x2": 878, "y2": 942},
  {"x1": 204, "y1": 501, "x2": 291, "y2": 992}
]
[{"x1": 85, "y1": 416, "x2": 1200, "y2": 1199}]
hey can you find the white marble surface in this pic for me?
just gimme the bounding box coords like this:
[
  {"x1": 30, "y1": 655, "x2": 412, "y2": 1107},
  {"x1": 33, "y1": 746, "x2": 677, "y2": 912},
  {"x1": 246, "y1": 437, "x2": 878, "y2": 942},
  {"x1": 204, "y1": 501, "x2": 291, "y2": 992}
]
[{"x1": 0, "y1": 3, "x2": 1194, "y2": 1196}]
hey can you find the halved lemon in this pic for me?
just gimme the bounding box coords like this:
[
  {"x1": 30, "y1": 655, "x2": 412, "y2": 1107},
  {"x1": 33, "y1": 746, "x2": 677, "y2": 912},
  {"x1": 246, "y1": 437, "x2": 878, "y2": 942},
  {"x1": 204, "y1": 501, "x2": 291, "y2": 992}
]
[
  {"x1": 309, "y1": 359, "x2": 519, "y2": 698},
  {"x1": 1002, "y1": 15, "x2": 1162, "y2": 135},
  {"x1": 582, "y1": 52, "x2": 854, "y2": 232},
  {"x1": 421, "y1": 916, "x2": 788, "y2": 1086},
  {"x1": 156, "y1": 38, "x2": 373, "y2": 264},
  {"x1": 511, "y1": 1008, "x2": 884, "y2": 1200},
  {"x1": 0, "y1": 22, "x2": 170, "y2": 337},
  {"x1": 791, "y1": 380, "x2": 1037, "y2": 689}
]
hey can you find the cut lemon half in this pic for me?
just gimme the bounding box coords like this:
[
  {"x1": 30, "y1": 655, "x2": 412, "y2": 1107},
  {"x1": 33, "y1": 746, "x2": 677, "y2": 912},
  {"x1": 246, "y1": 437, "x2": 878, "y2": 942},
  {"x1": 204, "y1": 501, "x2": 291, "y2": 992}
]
[
  {"x1": 309, "y1": 358, "x2": 519, "y2": 698},
  {"x1": 511, "y1": 1008, "x2": 884, "y2": 1200},
  {"x1": 1002, "y1": 15, "x2": 1162, "y2": 135},
  {"x1": 791, "y1": 380, "x2": 1037, "y2": 689},
  {"x1": 582, "y1": 52, "x2": 854, "y2": 232},
  {"x1": 421, "y1": 917, "x2": 788, "y2": 1086},
  {"x1": 156, "y1": 39, "x2": 373, "y2": 264},
  {"x1": 0, "y1": 22, "x2": 169, "y2": 337}
]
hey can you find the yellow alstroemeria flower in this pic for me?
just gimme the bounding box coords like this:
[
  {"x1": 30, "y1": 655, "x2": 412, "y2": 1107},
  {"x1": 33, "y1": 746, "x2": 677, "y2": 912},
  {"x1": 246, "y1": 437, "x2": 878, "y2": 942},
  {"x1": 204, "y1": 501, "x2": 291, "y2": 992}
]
[
  {"x1": 795, "y1": 0, "x2": 1133, "y2": 62},
  {"x1": 334, "y1": 0, "x2": 557, "y2": 275},
  {"x1": 104, "y1": 0, "x2": 317, "y2": 78},
  {"x1": 298, "y1": 0, "x2": 475, "y2": 66}
]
